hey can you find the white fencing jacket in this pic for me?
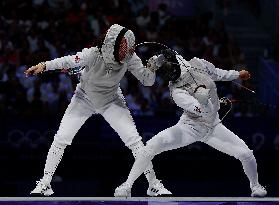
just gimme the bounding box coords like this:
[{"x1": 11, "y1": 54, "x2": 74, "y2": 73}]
[
  {"x1": 45, "y1": 47, "x2": 155, "y2": 110},
  {"x1": 44, "y1": 24, "x2": 155, "y2": 111},
  {"x1": 170, "y1": 56, "x2": 239, "y2": 127}
]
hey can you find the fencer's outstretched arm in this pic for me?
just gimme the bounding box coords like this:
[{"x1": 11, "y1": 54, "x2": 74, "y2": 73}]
[
  {"x1": 171, "y1": 88, "x2": 210, "y2": 118},
  {"x1": 25, "y1": 47, "x2": 96, "y2": 76},
  {"x1": 128, "y1": 53, "x2": 156, "y2": 86},
  {"x1": 45, "y1": 47, "x2": 95, "y2": 71},
  {"x1": 196, "y1": 58, "x2": 240, "y2": 81},
  {"x1": 200, "y1": 59, "x2": 251, "y2": 81}
]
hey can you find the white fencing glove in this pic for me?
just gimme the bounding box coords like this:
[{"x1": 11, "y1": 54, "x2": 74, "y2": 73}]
[
  {"x1": 194, "y1": 86, "x2": 210, "y2": 105},
  {"x1": 147, "y1": 54, "x2": 165, "y2": 72}
]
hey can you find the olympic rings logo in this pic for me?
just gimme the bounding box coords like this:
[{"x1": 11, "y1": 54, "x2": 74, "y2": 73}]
[{"x1": 7, "y1": 129, "x2": 56, "y2": 148}]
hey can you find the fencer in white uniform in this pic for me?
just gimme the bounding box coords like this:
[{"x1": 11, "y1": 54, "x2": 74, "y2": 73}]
[
  {"x1": 115, "y1": 49, "x2": 267, "y2": 197},
  {"x1": 25, "y1": 24, "x2": 171, "y2": 196}
]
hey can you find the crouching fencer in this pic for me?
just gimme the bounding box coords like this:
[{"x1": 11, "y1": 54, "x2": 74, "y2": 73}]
[
  {"x1": 115, "y1": 49, "x2": 267, "y2": 197},
  {"x1": 25, "y1": 24, "x2": 171, "y2": 196}
]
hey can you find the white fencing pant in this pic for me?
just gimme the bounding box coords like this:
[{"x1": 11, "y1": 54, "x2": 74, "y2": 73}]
[
  {"x1": 52, "y1": 91, "x2": 142, "y2": 147},
  {"x1": 42, "y1": 87, "x2": 155, "y2": 184},
  {"x1": 126, "y1": 121, "x2": 260, "y2": 188},
  {"x1": 43, "y1": 88, "x2": 95, "y2": 183},
  {"x1": 148, "y1": 122, "x2": 253, "y2": 159}
]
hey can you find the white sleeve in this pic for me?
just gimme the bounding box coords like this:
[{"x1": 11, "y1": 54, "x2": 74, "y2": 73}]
[
  {"x1": 171, "y1": 88, "x2": 209, "y2": 118},
  {"x1": 200, "y1": 59, "x2": 239, "y2": 81},
  {"x1": 127, "y1": 53, "x2": 156, "y2": 86},
  {"x1": 45, "y1": 47, "x2": 94, "y2": 71}
]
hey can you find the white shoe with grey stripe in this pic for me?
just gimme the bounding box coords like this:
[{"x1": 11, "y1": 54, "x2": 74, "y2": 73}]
[
  {"x1": 114, "y1": 182, "x2": 132, "y2": 197},
  {"x1": 251, "y1": 184, "x2": 267, "y2": 197},
  {"x1": 147, "y1": 179, "x2": 172, "y2": 196},
  {"x1": 30, "y1": 180, "x2": 54, "y2": 196}
]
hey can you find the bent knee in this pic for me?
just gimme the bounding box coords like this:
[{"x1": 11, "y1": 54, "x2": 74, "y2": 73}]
[
  {"x1": 146, "y1": 138, "x2": 166, "y2": 156},
  {"x1": 236, "y1": 149, "x2": 254, "y2": 161},
  {"x1": 53, "y1": 134, "x2": 72, "y2": 147},
  {"x1": 141, "y1": 144, "x2": 157, "y2": 160},
  {"x1": 129, "y1": 140, "x2": 156, "y2": 160}
]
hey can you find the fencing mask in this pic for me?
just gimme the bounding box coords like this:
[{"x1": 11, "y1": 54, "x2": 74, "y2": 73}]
[
  {"x1": 156, "y1": 49, "x2": 181, "y2": 82},
  {"x1": 101, "y1": 24, "x2": 135, "y2": 68}
]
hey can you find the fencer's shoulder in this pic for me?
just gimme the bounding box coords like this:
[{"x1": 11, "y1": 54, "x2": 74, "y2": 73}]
[
  {"x1": 198, "y1": 58, "x2": 215, "y2": 67},
  {"x1": 201, "y1": 58, "x2": 214, "y2": 65},
  {"x1": 189, "y1": 57, "x2": 204, "y2": 64},
  {"x1": 79, "y1": 47, "x2": 102, "y2": 68},
  {"x1": 189, "y1": 57, "x2": 215, "y2": 71},
  {"x1": 190, "y1": 57, "x2": 211, "y2": 64},
  {"x1": 188, "y1": 57, "x2": 201, "y2": 66},
  {"x1": 192, "y1": 57, "x2": 201, "y2": 61},
  {"x1": 81, "y1": 46, "x2": 100, "y2": 56}
]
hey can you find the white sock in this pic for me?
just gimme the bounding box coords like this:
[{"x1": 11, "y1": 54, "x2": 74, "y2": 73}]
[
  {"x1": 143, "y1": 165, "x2": 156, "y2": 184},
  {"x1": 128, "y1": 141, "x2": 157, "y2": 184},
  {"x1": 127, "y1": 144, "x2": 155, "y2": 186},
  {"x1": 42, "y1": 140, "x2": 66, "y2": 184},
  {"x1": 240, "y1": 153, "x2": 259, "y2": 187}
]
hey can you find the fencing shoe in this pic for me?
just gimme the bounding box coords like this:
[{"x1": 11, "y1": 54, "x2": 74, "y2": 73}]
[
  {"x1": 251, "y1": 184, "x2": 267, "y2": 197},
  {"x1": 114, "y1": 182, "x2": 132, "y2": 197},
  {"x1": 30, "y1": 180, "x2": 54, "y2": 196},
  {"x1": 147, "y1": 179, "x2": 172, "y2": 196}
]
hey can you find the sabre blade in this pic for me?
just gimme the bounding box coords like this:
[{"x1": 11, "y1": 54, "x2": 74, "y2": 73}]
[{"x1": 232, "y1": 81, "x2": 256, "y2": 94}]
